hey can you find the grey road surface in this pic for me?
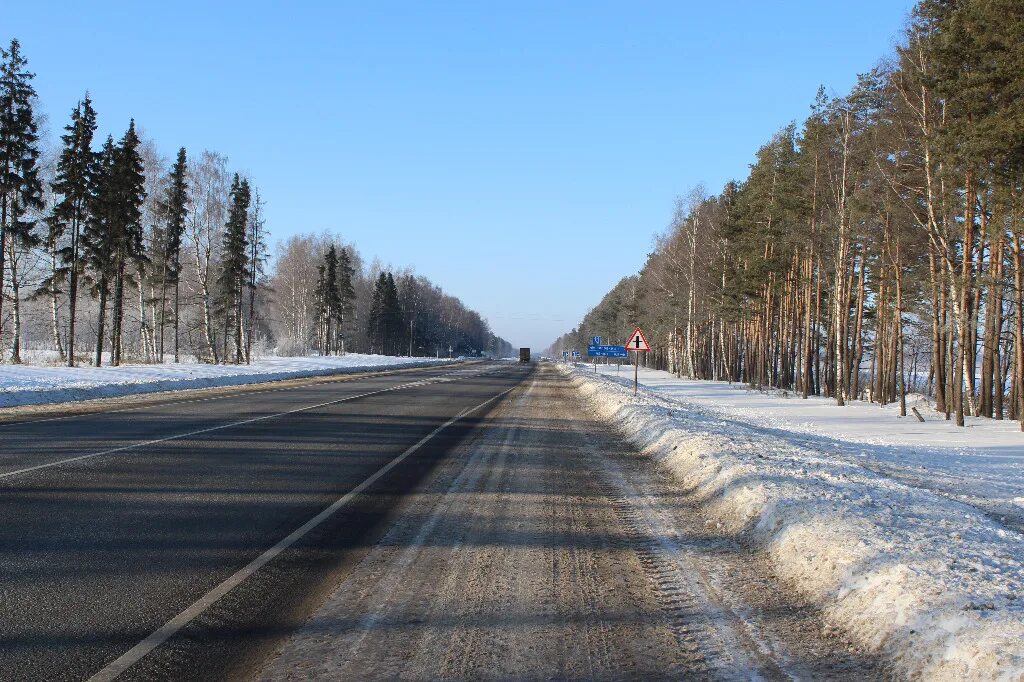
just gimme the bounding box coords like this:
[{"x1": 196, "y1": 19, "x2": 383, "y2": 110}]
[
  {"x1": 0, "y1": 361, "x2": 527, "y2": 681},
  {"x1": 260, "y1": 365, "x2": 885, "y2": 681}
]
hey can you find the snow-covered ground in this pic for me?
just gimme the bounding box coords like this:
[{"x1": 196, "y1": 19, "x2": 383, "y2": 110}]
[
  {"x1": 584, "y1": 363, "x2": 1024, "y2": 530},
  {"x1": 561, "y1": 362, "x2": 1024, "y2": 680},
  {"x1": 0, "y1": 355, "x2": 455, "y2": 408}
]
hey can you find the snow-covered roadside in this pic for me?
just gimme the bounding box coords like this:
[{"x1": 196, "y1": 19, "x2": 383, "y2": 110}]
[
  {"x1": 560, "y1": 363, "x2": 1024, "y2": 680},
  {"x1": 0, "y1": 355, "x2": 456, "y2": 409},
  {"x1": 585, "y1": 364, "x2": 1024, "y2": 529}
]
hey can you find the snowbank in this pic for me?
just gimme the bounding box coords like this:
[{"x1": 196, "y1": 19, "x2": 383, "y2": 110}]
[
  {"x1": 561, "y1": 364, "x2": 1024, "y2": 680},
  {"x1": 0, "y1": 355, "x2": 455, "y2": 409},
  {"x1": 588, "y1": 364, "x2": 1024, "y2": 530}
]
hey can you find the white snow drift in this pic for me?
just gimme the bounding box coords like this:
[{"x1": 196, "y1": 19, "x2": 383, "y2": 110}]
[
  {"x1": 561, "y1": 363, "x2": 1024, "y2": 680},
  {"x1": 0, "y1": 354, "x2": 454, "y2": 408}
]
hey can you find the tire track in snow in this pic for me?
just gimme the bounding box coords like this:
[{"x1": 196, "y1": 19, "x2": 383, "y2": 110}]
[{"x1": 594, "y1": 458, "x2": 796, "y2": 681}]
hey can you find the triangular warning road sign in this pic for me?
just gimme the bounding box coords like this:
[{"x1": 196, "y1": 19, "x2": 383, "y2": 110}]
[{"x1": 627, "y1": 326, "x2": 651, "y2": 352}]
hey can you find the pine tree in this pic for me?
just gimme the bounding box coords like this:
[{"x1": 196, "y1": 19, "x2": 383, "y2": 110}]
[
  {"x1": 48, "y1": 94, "x2": 97, "y2": 367},
  {"x1": 218, "y1": 174, "x2": 250, "y2": 363},
  {"x1": 0, "y1": 39, "x2": 44, "y2": 363},
  {"x1": 157, "y1": 147, "x2": 188, "y2": 362}
]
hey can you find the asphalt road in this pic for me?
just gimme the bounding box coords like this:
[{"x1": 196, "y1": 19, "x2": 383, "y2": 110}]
[
  {"x1": 258, "y1": 365, "x2": 883, "y2": 680},
  {"x1": 0, "y1": 361, "x2": 529, "y2": 681}
]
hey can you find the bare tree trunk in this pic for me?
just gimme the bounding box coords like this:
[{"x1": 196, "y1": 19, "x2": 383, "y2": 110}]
[
  {"x1": 895, "y1": 241, "x2": 907, "y2": 417},
  {"x1": 111, "y1": 261, "x2": 126, "y2": 367},
  {"x1": 95, "y1": 277, "x2": 108, "y2": 367},
  {"x1": 956, "y1": 172, "x2": 976, "y2": 426},
  {"x1": 981, "y1": 232, "x2": 1000, "y2": 418},
  {"x1": 137, "y1": 266, "x2": 152, "y2": 363},
  {"x1": 235, "y1": 284, "x2": 244, "y2": 364},
  {"x1": 802, "y1": 252, "x2": 814, "y2": 398},
  {"x1": 929, "y1": 256, "x2": 945, "y2": 410},
  {"x1": 993, "y1": 236, "x2": 1006, "y2": 419},
  {"x1": 246, "y1": 267, "x2": 257, "y2": 364},
  {"x1": 851, "y1": 252, "x2": 867, "y2": 399},
  {"x1": 1014, "y1": 231, "x2": 1024, "y2": 430},
  {"x1": 874, "y1": 275, "x2": 887, "y2": 404},
  {"x1": 49, "y1": 251, "x2": 65, "y2": 362},
  {"x1": 194, "y1": 249, "x2": 218, "y2": 363},
  {"x1": 67, "y1": 210, "x2": 81, "y2": 367},
  {"x1": 8, "y1": 242, "x2": 22, "y2": 364},
  {"x1": 0, "y1": 191, "x2": 8, "y2": 352},
  {"x1": 174, "y1": 279, "x2": 180, "y2": 363},
  {"x1": 158, "y1": 261, "x2": 168, "y2": 363}
]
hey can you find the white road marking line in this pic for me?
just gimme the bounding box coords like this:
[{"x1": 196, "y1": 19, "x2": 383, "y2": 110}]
[
  {"x1": 0, "y1": 365, "x2": 481, "y2": 428},
  {"x1": 0, "y1": 370, "x2": 494, "y2": 481},
  {"x1": 86, "y1": 384, "x2": 515, "y2": 682}
]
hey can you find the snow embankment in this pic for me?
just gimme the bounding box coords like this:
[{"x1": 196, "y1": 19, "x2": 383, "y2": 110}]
[
  {"x1": 592, "y1": 364, "x2": 1024, "y2": 529},
  {"x1": 0, "y1": 355, "x2": 455, "y2": 409},
  {"x1": 561, "y1": 364, "x2": 1024, "y2": 680}
]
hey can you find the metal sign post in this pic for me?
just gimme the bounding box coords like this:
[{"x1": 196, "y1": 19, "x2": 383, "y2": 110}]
[{"x1": 626, "y1": 327, "x2": 651, "y2": 396}]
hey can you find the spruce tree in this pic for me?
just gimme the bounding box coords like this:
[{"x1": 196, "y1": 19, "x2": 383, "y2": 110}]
[
  {"x1": 367, "y1": 272, "x2": 387, "y2": 354},
  {"x1": 322, "y1": 246, "x2": 342, "y2": 354},
  {"x1": 383, "y1": 272, "x2": 402, "y2": 355},
  {"x1": 313, "y1": 263, "x2": 327, "y2": 353},
  {"x1": 218, "y1": 174, "x2": 250, "y2": 363},
  {"x1": 0, "y1": 39, "x2": 44, "y2": 362},
  {"x1": 157, "y1": 147, "x2": 188, "y2": 362},
  {"x1": 84, "y1": 136, "x2": 117, "y2": 366},
  {"x1": 108, "y1": 120, "x2": 147, "y2": 366},
  {"x1": 335, "y1": 247, "x2": 356, "y2": 353},
  {"x1": 49, "y1": 94, "x2": 97, "y2": 367}
]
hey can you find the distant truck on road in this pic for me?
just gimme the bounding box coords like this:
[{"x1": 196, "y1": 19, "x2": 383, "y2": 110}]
[{"x1": 519, "y1": 348, "x2": 531, "y2": 363}]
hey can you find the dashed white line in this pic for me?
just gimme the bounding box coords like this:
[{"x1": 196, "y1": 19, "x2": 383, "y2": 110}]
[
  {"x1": 86, "y1": 384, "x2": 516, "y2": 682},
  {"x1": 0, "y1": 364, "x2": 476, "y2": 428},
  {"x1": 0, "y1": 368, "x2": 498, "y2": 481}
]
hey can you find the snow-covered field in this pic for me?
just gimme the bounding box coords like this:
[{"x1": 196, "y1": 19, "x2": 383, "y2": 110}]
[
  {"x1": 0, "y1": 355, "x2": 455, "y2": 409},
  {"x1": 587, "y1": 363, "x2": 1024, "y2": 529},
  {"x1": 561, "y1": 362, "x2": 1024, "y2": 680}
]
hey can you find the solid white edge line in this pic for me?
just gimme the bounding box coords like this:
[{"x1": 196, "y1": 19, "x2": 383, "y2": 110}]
[
  {"x1": 86, "y1": 383, "x2": 515, "y2": 682},
  {"x1": 0, "y1": 368, "x2": 493, "y2": 481}
]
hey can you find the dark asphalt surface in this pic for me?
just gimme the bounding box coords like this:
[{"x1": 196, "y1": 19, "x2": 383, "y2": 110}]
[{"x1": 0, "y1": 361, "x2": 529, "y2": 681}]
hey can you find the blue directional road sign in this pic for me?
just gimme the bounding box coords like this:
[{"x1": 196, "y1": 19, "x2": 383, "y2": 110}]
[
  {"x1": 592, "y1": 336, "x2": 602, "y2": 346},
  {"x1": 571, "y1": 350, "x2": 582, "y2": 359},
  {"x1": 562, "y1": 351, "x2": 569, "y2": 359},
  {"x1": 587, "y1": 344, "x2": 628, "y2": 358}
]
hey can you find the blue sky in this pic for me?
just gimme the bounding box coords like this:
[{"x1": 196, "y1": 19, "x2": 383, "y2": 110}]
[{"x1": 9, "y1": 1, "x2": 916, "y2": 350}]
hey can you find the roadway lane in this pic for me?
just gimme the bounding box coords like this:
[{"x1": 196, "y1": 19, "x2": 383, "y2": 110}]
[
  {"x1": 259, "y1": 365, "x2": 884, "y2": 680},
  {"x1": 0, "y1": 361, "x2": 528, "y2": 681},
  {"x1": 0, "y1": 362, "x2": 480, "y2": 477}
]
